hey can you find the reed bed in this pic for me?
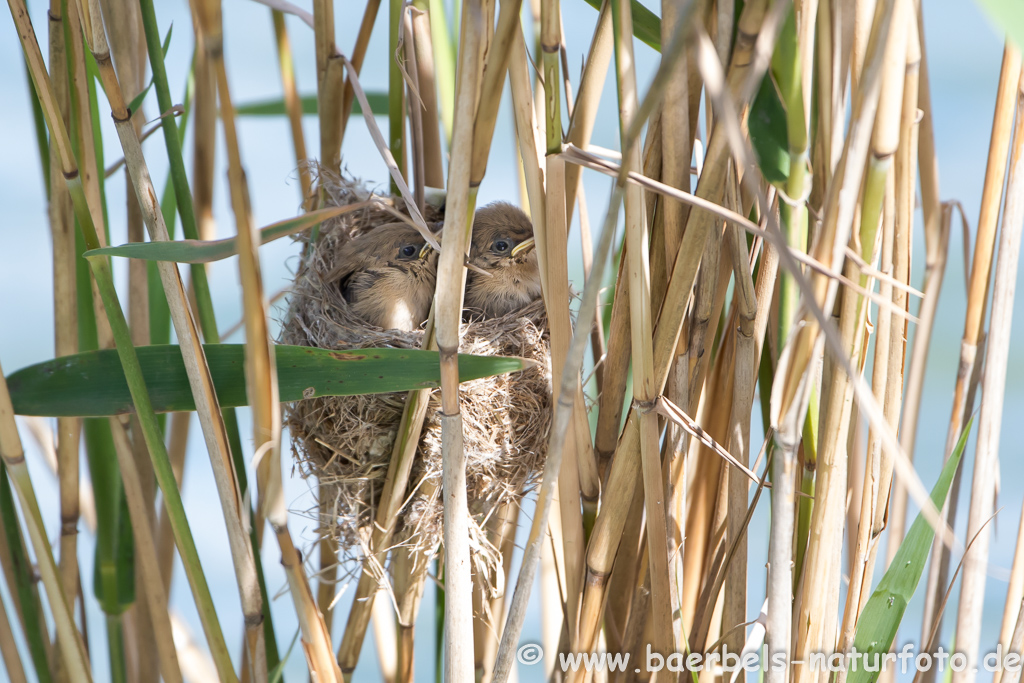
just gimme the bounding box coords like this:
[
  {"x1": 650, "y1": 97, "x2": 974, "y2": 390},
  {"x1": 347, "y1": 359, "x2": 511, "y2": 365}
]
[{"x1": 3, "y1": 0, "x2": 1024, "y2": 682}]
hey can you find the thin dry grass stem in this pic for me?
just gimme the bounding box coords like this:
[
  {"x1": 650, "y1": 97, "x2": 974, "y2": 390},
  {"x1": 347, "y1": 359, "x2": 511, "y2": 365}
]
[
  {"x1": 610, "y1": 0, "x2": 674, "y2": 661},
  {"x1": 271, "y1": 9, "x2": 312, "y2": 208},
  {"x1": 339, "y1": 0, "x2": 382, "y2": 139},
  {"x1": 105, "y1": 418, "x2": 185, "y2": 683},
  {"x1": 46, "y1": 0, "x2": 82, "y2": 616},
  {"x1": 434, "y1": 1, "x2": 488, "y2": 679},
  {"x1": 0, "y1": 371, "x2": 90, "y2": 683},
  {"x1": 951, "y1": 73, "x2": 1024, "y2": 683},
  {"x1": 919, "y1": 46, "x2": 1022, "y2": 671}
]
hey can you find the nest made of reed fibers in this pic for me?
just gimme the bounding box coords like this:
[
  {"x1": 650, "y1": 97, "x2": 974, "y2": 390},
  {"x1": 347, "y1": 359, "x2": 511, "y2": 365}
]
[{"x1": 281, "y1": 169, "x2": 552, "y2": 583}]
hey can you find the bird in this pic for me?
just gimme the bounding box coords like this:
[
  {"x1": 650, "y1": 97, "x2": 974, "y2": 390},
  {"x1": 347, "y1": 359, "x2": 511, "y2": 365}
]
[
  {"x1": 329, "y1": 222, "x2": 437, "y2": 331},
  {"x1": 463, "y1": 202, "x2": 542, "y2": 318}
]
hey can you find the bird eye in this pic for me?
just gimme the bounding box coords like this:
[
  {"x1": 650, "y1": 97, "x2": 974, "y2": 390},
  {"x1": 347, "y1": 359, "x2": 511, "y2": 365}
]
[
  {"x1": 493, "y1": 239, "x2": 510, "y2": 253},
  {"x1": 400, "y1": 245, "x2": 418, "y2": 258}
]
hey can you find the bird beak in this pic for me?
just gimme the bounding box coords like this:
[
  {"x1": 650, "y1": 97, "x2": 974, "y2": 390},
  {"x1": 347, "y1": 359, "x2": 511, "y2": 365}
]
[
  {"x1": 419, "y1": 243, "x2": 432, "y2": 259},
  {"x1": 511, "y1": 237, "x2": 536, "y2": 257}
]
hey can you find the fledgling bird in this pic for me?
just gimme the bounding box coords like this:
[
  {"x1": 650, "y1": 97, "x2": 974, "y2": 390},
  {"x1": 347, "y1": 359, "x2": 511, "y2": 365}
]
[
  {"x1": 464, "y1": 202, "x2": 542, "y2": 319},
  {"x1": 329, "y1": 223, "x2": 437, "y2": 331}
]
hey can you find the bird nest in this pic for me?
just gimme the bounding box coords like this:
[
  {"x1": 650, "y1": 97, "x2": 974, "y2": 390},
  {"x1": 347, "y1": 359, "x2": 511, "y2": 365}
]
[{"x1": 281, "y1": 169, "x2": 551, "y2": 587}]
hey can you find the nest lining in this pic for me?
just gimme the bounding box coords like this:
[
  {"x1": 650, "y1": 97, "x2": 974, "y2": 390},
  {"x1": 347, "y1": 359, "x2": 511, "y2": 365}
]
[{"x1": 281, "y1": 169, "x2": 552, "y2": 581}]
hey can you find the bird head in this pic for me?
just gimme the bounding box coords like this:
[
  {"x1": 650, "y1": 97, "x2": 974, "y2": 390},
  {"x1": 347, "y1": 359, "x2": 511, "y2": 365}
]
[
  {"x1": 468, "y1": 202, "x2": 537, "y2": 273},
  {"x1": 464, "y1": 202, "x2": 542, "y2": 318},
  {"x1": 329, "y1": 222, "x2": 438, "y2": 330}
]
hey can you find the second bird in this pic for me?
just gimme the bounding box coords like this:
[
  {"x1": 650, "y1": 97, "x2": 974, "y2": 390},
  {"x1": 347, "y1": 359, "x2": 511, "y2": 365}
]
[
  {"x1": 464, "y1": 202, "x2": 542, "y2": 318},
  {"x1": 329, "y1": 222, "x2": 438, "y2": 332}
]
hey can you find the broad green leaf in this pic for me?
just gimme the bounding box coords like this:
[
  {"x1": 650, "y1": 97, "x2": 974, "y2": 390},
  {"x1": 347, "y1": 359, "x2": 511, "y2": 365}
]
[
  {"x1": 580, "y1": 0, "x2": 661, "y2": 51},
  {"x1": 847, "y1": 419, "x2": 974, "y2": 683},
  {"x1": 976, "y1": 0, "x2": 1024, "y2": 54},
  {"x1": 85, "y1": 204, "x2": 363, "y2": 263},
  {"x1": 7, "y1": 344, "x2": 530, "y2": 417},
  {"x1": 748, "y1": 75, "x2": 790, "y2": 186},
  {"x1": 235, "y1": 91, "x2": 390, "y2": 117}
]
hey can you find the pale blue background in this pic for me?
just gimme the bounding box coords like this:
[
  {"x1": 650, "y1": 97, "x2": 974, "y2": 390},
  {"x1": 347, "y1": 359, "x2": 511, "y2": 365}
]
[{"x1": 0, "y1": 0, "x2": 1020, "y2": 681}]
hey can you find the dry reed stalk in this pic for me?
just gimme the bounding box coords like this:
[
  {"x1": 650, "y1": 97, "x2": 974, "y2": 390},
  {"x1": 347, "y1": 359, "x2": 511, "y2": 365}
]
[
  {"x1": 576, "y1": 0, "x2": 777, "y2": 658},
  {"x1": 158, "y1": 411, "x2": 191, "y2": 592},
  {"x1": 434, "y1": 1, "x2": 487, "y2": 679},
  {"x1": 793, "y1": 0, "x2": 910, "y2": 670},
  {"x1": 837, "y1": 173, "x2": 896, "y2": 668},
  {"x1": 105, "y1": 418, "x2": 185, "y2": 683},
  {"x1": 880, "y1": 13, "x2": 919, "y2": 576},
  {"x1": 0, "y1": 591, "x2": 26, "y2": 683},
  {"x1": 194, "y1": 0, "x2": 345, "y2": 677},
  {"x1": 994, "y1": 502, "x2": 1024, "y2": 683},
  {"x1": 80, "y1": 1, "x2": 273, "y2": 677},
  {"x1": 410, "y1": 4, "x2": 444, "y2": 187},
  {"x1": 951, "y1": 73, "x2": 1024, "y2": 683},
  {"x1": 918, "y1": 46, "x2": 1022, "y2": 669},
  {"x1": 564, "y1": 0, "x2": 612, "y2": 225},
  {"x1": 534, "y1": 0, "x2": 592, "y2": 644},
  {"x1": 611, "y1": 0, "x2": 675, "y2": 660},
  {"x1": 723, "y1": 203, "x2": 758, "y2": 665},
  {"x1": 18, "y1": 0, "x2": 240, "y2": 677},
  {"x1": 46, "y1": 0, "x2": 81, "y2": 614},
  {"x1": 1002, "y1": 603, "x2": 1024, "y2": 683},
  {"x1": 371, "y1": 597, "x2": 397, "y2": 683},
  {"x1": 660, "y1": 2, "x2": 692, "y2": 566},
  {"x1": 336, "y1": 324, "x2": 437, "y2": 675},
  {"x1": 192, "y1": 33, "x2": 217, "y2": 241},
  {"x1": 0, "y1": 362, "x2": 90, "y2": 682},
  {"x1": 271, "y1": 9, "x2": 312, "y2": 207},
  {"x1": 469, "y1": 0, "x2": 522, "y2": 186},
  {"x1": 897, "y1": 2, "x2": 945, "y2": 591},
  {"x1": 339, "y1": 0, "x2": 382, "y2": 139}
]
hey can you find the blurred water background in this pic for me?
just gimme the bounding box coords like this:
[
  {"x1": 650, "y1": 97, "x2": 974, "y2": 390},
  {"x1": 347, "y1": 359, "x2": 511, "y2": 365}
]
[{"x1": 0, "y1": 0, "x2": 1022, "y2": 680}]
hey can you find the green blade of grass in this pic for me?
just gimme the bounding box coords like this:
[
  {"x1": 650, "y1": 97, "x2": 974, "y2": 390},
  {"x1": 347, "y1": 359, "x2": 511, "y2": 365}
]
[
  {"x1": 847, "y1": 418, "x2": 974, "y2": 683},
  {"x1": 234, "y1": 91, "x2": 389, "y2": 116},
  {"x1": 976, "y1": 0, "x2": 1024, "y2": 53},
  {"x1": 580, "y1": 0, "x2": 660, "y2": 51},
  {"x1": 85, "y1": 204, "x2": 367, "y2": 263},
  {"x1": 7, "y1": 344, "x2": 531, "y2": 417}
]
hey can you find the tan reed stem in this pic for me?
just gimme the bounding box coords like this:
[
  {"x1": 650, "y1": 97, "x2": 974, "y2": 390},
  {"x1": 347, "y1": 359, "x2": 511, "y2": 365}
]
[
  {"x1": 951, "y1": 70, "x2": 1024, "y2": 683},
  {"x1": 918, "y1": 45, "x2": 1022, "y2": 672},
  {"x1": 271, "y1": 9, "x2": 312, "y2": 208},
  {"x1": 434, "y1": 0, "x2": 487, "y2": 678},
  {"x1": 47, "y1": 0, "x2": 82, "y2": 616}
]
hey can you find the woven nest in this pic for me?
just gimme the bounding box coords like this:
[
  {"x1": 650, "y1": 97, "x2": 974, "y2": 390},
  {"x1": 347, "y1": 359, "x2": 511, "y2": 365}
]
[{"x1": 281, "y1": 168, "x2": 552, "y2": 583}]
